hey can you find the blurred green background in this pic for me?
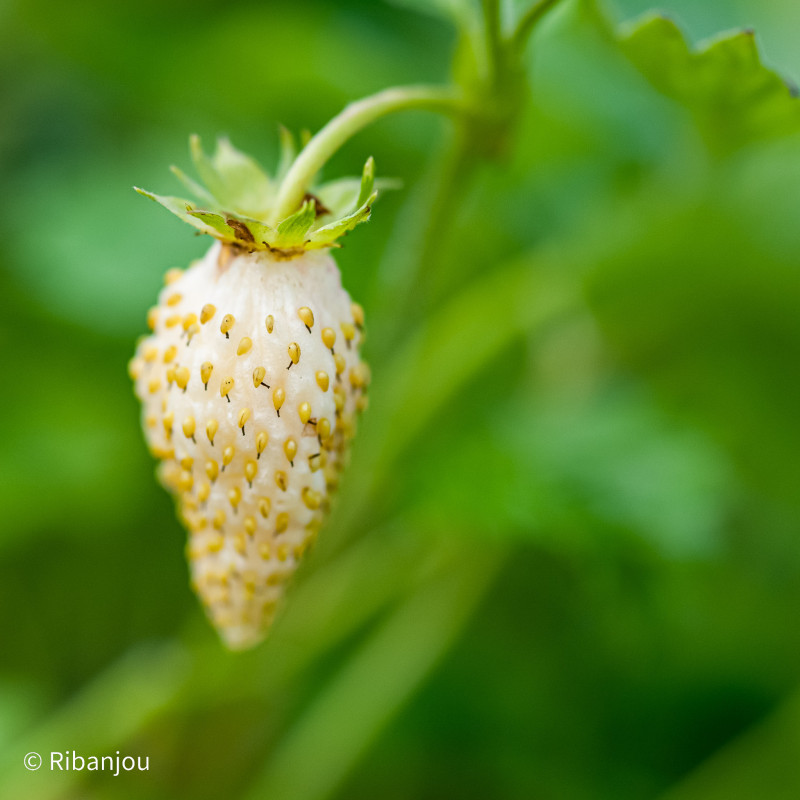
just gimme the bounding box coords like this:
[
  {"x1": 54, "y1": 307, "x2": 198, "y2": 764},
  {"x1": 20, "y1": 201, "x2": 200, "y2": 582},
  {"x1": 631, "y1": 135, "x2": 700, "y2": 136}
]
[{"x1": 2, "y1": 0, "x2": 800, "y2": 798}]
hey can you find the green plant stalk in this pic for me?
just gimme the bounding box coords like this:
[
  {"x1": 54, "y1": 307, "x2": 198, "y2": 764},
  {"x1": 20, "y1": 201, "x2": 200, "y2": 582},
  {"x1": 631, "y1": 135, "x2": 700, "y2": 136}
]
[
  {"x1": 481, "y1": 0, "x2": 503, "y2": 87},
  {"x1": 271, "y1": 85, "x2": 470, "y2": 223},
  {"x1": 243, "y1": 544, "x2": 506, "y2": 800},
  {"x1": 370, "y1": 122, "x2": 476, "y2": 345},
  {"x1": 510, "y1": 0, "x2": 565, "y2": 54},
  {"x1": 372, "y1": 0, "x2": 559, "y2": 328}
]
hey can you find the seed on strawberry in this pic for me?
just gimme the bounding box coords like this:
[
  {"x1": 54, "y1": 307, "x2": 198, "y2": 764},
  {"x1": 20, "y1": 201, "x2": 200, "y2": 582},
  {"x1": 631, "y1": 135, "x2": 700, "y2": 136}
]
[{"x1": 131, "y1": 134, "x2": 374, "y2": 650}]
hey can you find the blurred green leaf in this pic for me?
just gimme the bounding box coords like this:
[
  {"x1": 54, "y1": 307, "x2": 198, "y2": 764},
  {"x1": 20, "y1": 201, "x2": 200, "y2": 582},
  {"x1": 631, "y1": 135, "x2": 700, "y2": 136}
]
[
  {"x1": 169, "y1": 165, "x2": 216, "y2": 206},
  {"x1": 333, "y1": 246, "x2": 578, "y2": 540},
  {"x1": 585, "y1": 179, "x2": 800, "y2": 510},
  {"x1": 403, "y1": 380, "x2": 735, "y2": 556},
  {"x1": 618, "y1": 12, "x2": 800, "y2": 153}
]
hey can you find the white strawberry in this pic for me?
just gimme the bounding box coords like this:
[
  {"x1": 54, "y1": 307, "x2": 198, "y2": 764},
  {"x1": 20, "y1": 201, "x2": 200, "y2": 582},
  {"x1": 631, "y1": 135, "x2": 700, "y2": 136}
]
[{"x1": 129, "y1": 135, "x2": 371, "y2": 650}]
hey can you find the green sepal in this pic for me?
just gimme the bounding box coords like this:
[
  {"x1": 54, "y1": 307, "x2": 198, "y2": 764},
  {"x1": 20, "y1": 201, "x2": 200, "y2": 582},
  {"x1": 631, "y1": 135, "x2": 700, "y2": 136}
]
[
  {"x1": 356, "y1": 156, "x2": 376, "y2": 207},
  {"x1": 190, "y1": 135, "x2": 273, "y2": 215},
  {"x1": 137, "y1": 137, "x2": 385, "y2": 256},
  {"x1": 306, "y1": 191, "x2": 377, "y2": 249},
  {"x1": 234, "y1": 216, "x2": 278, "y2": 248},
  {"x1": 168, "y1": 166, "x2": 216, "y2": 206},
  {"x1": 314, "y1": 175, "x2": 400, "y2": 219},
  {"x1": 313, "y1": 178, "x2": 362, "y2": 218},
  {"x1": 274, "y1": 200, "x2": 317, "y2": 248},
  {"x1": 186, "y1": 209, "x2": 278, "y2": 249},
  {"x1": 185, "y1": 210, "x2": 239, "y2": 242},
  {"x1": 134, "y1": 187, "x2": 217, "y2": 236},
  {"x1": 303, "y1": 156, "x2": 377, "y2": 247}
]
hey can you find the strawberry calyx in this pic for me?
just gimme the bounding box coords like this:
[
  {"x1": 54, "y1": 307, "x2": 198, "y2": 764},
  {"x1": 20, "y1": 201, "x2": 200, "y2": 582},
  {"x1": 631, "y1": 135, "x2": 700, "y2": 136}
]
[{"x1": 135, "y1": 133, "x2": 378, "y2": 258}]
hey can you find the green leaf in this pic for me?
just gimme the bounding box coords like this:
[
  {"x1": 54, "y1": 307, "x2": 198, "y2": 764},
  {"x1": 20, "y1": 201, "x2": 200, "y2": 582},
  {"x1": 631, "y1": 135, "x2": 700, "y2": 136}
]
[
  {"x1": 315, "y1": 176, "x2": 400, "y2": 219},
  {"x1": 235, "y1": 215, "x2": 278, "y2": 248},
  {"x1": 618, "y1": 13, "x2": 800, "y2": 153},
  {"x1": 211, "y1": 136, "x2": 273, "y2": 213},
  {"x1": 134, "y1": 187, "x2": 215, "y2": 236},
  {"x1": 141, "y1": 137, "x2": 387, "y2": 253},
  {"x1": 356, "y1": 155, "x2": 375, "y2": 208},
  {"x1": 400, "y1": 384, "x2": 732, "y2": 557},
  {"x1": 185, "y1": 209, "x2": 279, "y2": 249},
  {"x1": 185, "y1": 209, "x2": 238, "y2": 242},
  {"x1": 169, "y1": 165, "x2": 216, "y2": 205},
  {"x1": 189, "y1": 134, "x2": 228, "y2": 205},
  {"x1": 304, "y1": 159, "x2": 379, "y2": 247},
  {"x1": 312, "y1": 177, "x2": 362, "y2": 217},
  {"x1": 189, "y1": 135, "x2": 273, "y2": 215},
  {"x1": 273, "y1": 199, "x2": 317, "y2": 248},
  {"x1": 585, "y1": 174, "x2": 800, "y2": 510},
  {"x1": 332, "y1": 247, "x2": 578, "y2": 540},
  {"x1": 305, "y1": 193, "x2": 376, "y2": 249}
]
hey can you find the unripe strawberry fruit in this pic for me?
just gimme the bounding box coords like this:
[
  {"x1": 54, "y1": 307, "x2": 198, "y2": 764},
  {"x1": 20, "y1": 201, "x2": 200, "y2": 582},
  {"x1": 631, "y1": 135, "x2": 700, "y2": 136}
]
[{"x1": 130, "y1": 135, "x2": 373, "y2": 649}]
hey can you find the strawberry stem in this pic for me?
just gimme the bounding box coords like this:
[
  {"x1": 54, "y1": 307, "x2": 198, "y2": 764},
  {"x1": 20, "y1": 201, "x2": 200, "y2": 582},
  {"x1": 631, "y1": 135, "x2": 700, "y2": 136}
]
[
  {"x1": 509, "y1": 0, "x2": 565, "y2": 54},
  {"x1": 481, "y1": 0, "x2": 504, "y2": 88},
  {"x1": 271, "y1": 86, "x2": 470, "y2": 224}
]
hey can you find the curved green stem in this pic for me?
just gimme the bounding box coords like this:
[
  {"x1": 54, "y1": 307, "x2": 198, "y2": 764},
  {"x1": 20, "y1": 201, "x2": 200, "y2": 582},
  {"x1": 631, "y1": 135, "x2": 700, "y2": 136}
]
[
  {"x1": 271, "y1": 85, "x2": 470, "y2": 223},
  {"x1": 510, "y1": 0, "x2": 564, "y2": 54},
  {"x1": 481, "y1": 0, "x2": 503, "y2": 86}
]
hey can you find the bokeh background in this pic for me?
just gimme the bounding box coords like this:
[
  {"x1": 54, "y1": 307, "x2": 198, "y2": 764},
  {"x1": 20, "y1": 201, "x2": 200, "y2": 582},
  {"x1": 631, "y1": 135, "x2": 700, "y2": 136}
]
[{"x1": 2, "y1": 0, "x2": 800, "y2": 798}]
